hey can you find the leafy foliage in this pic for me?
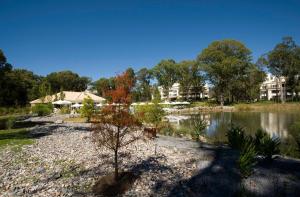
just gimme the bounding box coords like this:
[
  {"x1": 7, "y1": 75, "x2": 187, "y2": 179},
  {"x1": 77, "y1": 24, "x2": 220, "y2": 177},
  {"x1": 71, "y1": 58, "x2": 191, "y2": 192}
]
[
  {"x1": 289, "y1": 121, "x2": 300, "y2": 154},
  {"x1": 152, "y1": 59, "x2": 179, "y2": 99},
  {"x1": 197, "y1": 39, "x2": 264, "y2": 105},
  {"x1": 226, "y1": 126, "x2": 246, "y2": 150},
  {"x1": 31, "y1": 104, "x2": 53, "y2": 116},
  {"x1": 258, "y1": 37, "x2": 300, "y2": 102},
  {"x1": 92, "y1": 71, "x2": 142, "y2": 181},
  {"x1": 45, "y1": 70, "x2": 90, "y2": 93},
  {"x1": 254, "y1": 129, "x2": 280, "y2": 160},
  {"x1": 0, "y1": 51, "x2": 42, "y2": 106},
  {"x1": 60, "y1": 106, "x2": 71, "y2": 114},
  {"x1": 177, "y1": 60, "x2": 205, "y2": 100},
  {"x1": 5, "y1": 116, "x2": 16, "y2": 130},
  {"x1": 238, "y1": 139, "x2": 257, "y2": 178},
  {"x1": 80, "y1": 96, "x2": 94, "y2": 122},
  {"x1": 135, "y1": 102, "x2": 165, "y2": 129},
  {"x1": 191, "y1": 118, "x2": 207, "y2": 141}
]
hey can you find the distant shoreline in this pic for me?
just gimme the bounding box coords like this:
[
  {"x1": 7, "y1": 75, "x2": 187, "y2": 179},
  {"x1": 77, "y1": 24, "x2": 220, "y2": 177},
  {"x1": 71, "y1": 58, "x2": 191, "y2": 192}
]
[{"x1": 164, "y1": 102, "x2": 300, "y2": 114}]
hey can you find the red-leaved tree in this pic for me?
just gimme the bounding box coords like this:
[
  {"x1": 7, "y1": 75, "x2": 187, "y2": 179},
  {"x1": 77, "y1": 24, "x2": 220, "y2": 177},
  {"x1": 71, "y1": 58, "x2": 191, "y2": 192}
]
[{"x1": 92, "y1": 71, "x2": 142, "y2": 181}]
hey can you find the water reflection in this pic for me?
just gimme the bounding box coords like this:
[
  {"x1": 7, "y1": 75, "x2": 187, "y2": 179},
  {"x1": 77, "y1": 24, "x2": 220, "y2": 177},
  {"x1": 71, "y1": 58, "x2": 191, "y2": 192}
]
[
  {"x1": 166, "y1": 111, "x2": 300, "y2": 158},
  {"x1": 260, "y1": 113, "x2": 288, "y2": 138},
  {"x1": 167, "y1": 112, "x2": 300, "y2": 140}
]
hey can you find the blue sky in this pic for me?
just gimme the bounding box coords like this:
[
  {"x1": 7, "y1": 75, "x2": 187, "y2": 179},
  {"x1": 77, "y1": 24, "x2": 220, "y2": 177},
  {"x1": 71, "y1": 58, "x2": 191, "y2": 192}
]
[{"x1": 1, "y1": 0, "x2": 300, "y2": 80}]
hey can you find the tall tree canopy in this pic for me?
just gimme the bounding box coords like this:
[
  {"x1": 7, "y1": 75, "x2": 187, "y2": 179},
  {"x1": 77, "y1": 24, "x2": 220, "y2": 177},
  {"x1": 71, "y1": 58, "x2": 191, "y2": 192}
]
[
  {"x1": 0, "y1": 50, "x2": 42, "y2": 106},
  {"x1": 152, "y1": 59, "x2": 179, "y2": 99},
  {"x1": 259, "y1": 37, "x2": 300, "y2": 101},
  {"x1": 197, "y1": 39, "x2": 260, "y2": 105},
  {"x1": 45, "y1": 70, "x2": 90, "y2": 93},
  {"x1": 177, "y1": 60, "x2": 205, "y2": 100},
  {"x1": 94, "y1": 77, "x2": 115, "y2": 99},
  {"x1": 134, "y1": 67, "x2": 153, "y2": 102}
]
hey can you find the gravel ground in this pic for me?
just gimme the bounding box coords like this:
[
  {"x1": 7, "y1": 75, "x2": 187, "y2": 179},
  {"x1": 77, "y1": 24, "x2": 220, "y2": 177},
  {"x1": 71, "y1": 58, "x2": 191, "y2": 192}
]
[{"x1": 1, "y1": 122, "x2": 300, "y2": 197}]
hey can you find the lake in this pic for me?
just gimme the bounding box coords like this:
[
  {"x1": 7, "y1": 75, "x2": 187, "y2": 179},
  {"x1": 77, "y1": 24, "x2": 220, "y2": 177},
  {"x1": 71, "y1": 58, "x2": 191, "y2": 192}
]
[{"x1": 168, "y1": 111, "x2": 300, "y2": 158}]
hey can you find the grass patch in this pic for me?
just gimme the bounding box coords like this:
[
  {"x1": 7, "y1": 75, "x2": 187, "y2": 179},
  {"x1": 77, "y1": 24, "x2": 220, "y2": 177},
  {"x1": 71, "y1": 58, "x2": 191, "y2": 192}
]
[
  {"x1": 234, "y1": 102, "x2": 300, "y2": 111},
  {"x1": 64, "y1": 117, "x2": 87, "y2": 123},
  {"x1": 0, "y1": 128, "x2": 34, "y2": 150},
  {"x1": 190, "y1": 101, "x2": 218, "y2": 108}
]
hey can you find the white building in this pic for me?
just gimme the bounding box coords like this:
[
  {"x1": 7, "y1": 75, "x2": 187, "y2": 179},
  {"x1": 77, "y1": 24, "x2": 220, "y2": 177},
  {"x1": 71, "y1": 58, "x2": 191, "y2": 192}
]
[
  {"x1": 260, "y1": 74, "x2": 287, "y2": 101},
  {"x1": 158, "y1": 83, "x2": 210, "y2": 101}
]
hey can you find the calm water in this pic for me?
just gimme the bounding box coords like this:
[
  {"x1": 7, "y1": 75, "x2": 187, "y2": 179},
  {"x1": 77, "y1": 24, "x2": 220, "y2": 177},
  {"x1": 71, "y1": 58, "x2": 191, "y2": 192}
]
[{"x1": 169, "y1": 111, "x2": 300, "y2": 158}]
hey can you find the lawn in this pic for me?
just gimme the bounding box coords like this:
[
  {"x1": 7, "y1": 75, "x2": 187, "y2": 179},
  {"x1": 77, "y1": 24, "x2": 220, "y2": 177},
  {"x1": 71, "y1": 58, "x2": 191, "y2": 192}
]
[
  {"x1": 64, "y1": 117, "x2": 87, "y2": 123},
  {"x1": 234, "y1": 101, "x2": 300, "y2": 111},
  {"x1": 0, "y1": 128, "x2": 34, "y2": 151}
]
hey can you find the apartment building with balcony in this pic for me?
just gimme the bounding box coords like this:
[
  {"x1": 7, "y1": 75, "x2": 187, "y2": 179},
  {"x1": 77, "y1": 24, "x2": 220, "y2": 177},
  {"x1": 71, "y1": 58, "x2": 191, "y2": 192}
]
[
  {"x1": 260, "y1": 74, "x2": 288, "y2": 100},
  {"x1": 158, "y1": 83, "x2": 210, "y2": 101}
]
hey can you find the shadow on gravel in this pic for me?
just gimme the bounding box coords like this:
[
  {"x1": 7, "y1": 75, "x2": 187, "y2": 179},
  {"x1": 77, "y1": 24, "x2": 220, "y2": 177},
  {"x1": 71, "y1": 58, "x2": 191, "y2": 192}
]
[
  {"x1": 70, "y1": 155, "x2": 175, "y2": 196},
  {"x1": 166, "y1": 142, "x2": 300, "y2": 197},
  {"x1": 166, "y1": 144, "x2": 241, "y2": 197}
]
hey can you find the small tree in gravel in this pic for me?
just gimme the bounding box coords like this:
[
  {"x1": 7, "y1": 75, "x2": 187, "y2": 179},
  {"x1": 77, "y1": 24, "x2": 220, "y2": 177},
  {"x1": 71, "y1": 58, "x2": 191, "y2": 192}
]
[
  {"x1": 92, "y1": 72, "x2": 142, "y2": 181},
  {"x1": 80, "y1": 96, "x2": 94, "y2": 122}
]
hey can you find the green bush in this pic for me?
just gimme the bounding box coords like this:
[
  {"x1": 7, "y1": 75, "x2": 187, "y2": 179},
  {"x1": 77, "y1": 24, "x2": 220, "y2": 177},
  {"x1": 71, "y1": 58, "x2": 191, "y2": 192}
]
[
  {"x1": 5, "y1": 116, "x2": 16, "y2": 129},
  {"x1": 254, "y1": 129, "x2": 280, "y2": 160},
  {"x1": 191, "y1": 118, "x2": 207, "y2": 141},
  {"x1": 135, "y1": 102, "x2": 165, "y2": 128},
  {"x1": 238, "y1": 138, "x2": 257, "y2": 178},
  {"x1": 60, "y1": 106, "x2": 71, "y2": 114},
  {"x1": 289, "y1": 121, "x2": 300, "y2": 154},
  {"x1": 226, "y1": 126, "x2": 246, "y2": 150},
  {"x1": 80, "y1": 97, "x2": 94, "y2": 122},
  {"x1": 31, "y1": 104, "x2": 53, "y2": 116},
  {"x1": 159, "y1": 122, "x2": 174, "y2": 136},
  {"x1": 0, "y1": 107, "x2": 30, "y2": 116}
]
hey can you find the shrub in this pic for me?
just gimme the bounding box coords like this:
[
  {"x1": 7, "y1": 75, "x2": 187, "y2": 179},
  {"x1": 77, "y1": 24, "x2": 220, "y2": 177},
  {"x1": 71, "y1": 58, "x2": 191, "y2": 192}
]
[
  {"x1": 5, "y1": 116, "x2": 16, "y2": 129},
  {"x1": 31, "y1": 104, "x2": 53, "y2": 116},
  {"x1": 60, "y1": 106, "x2": 70, "y2": 114},
  {"x1": 289, "y1": 121, "x2": 300, "y2": 154},
  {"x1": 238, "y1": 138, "x2": 257, "y2": 178},
  {"x1": 0, "y1": 116, "x2": 17, "y2": 130},
  {"x1": 135, "y1": 102, "x2": 165, "y2": 129},
  {"x1": 80, "y1": 96, "x2": 94, "y2": 122},
  {"x1": 226, "y1": 126, "x2": 246, "y2": 150},
  {"x1": 254, "y1": 129, "x2": 280, "y2": 161},
  {"x1": 159, "y1": 122, "x2": 174, "y2": 136},
  {"x1": 191, "y1": 118, "x2": 207, "y2": 141}
]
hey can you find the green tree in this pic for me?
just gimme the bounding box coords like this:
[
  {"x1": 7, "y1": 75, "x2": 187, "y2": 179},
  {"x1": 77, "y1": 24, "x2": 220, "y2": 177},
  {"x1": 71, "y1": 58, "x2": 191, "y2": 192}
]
[
  {"x1": 135, "y1": 67, "x2": 153, "y2": 102},
  {"x1": 136, "y1": 101, "x2": 165, "y2": 130},
  {"x1": 152, "y1": 86, "x2": 161, "y2": 102},
  {"x1": 59, "y1": 88, "x2": 65, "y2": 100},
  {"x1": 45, "y1": 70, "x2": 90, "y2": 93},
  {"x1": 39, "y1": 81, "x2": 52, "y2": 103},
  {"x1": 152, "y1": 59, "x2": 179, "y2": 100},
  {"x1": 197, "y1": 40, "x2": 254, "y2": 106},
  {"x1": 80, "y1": 96, "x2": 94, "y2": 122},
  {"x1": 258, "y1": 37, "x2": 300, "y2": 102},
  {"x1": 0, "y1": 50, "x2": 42, "y2": 106},
  {"x1": 177, "y1": 60, "x2": 205, "y2": 100},
  {"x1": 94, "y1": 77, "x2": 115, "y2": 100}
]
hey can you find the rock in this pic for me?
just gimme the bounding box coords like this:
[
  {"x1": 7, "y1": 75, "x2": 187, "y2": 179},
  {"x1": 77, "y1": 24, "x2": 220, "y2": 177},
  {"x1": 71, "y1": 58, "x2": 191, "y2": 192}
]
[
  {"x1": 54, "y1": 120, "x2": 63, "y2": 124},
  {"x1": 36, "y1": 167, "x2": 46, "y2": 173}
]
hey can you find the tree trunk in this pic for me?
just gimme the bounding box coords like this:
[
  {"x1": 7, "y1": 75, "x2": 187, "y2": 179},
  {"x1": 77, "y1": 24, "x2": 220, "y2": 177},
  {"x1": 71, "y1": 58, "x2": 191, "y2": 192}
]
[
  {"x1": 220, "y1": 94, "x2": 224, "y2": 107},
  {"x1": 114, "y1": 127, "x2": 120, "y2": 181},
  {"x1": 279, "y1": 79, "x2": 285, "y2": 103},
  {"x1": 114, "y1": 149, "x2": 118, "y2": 181}
]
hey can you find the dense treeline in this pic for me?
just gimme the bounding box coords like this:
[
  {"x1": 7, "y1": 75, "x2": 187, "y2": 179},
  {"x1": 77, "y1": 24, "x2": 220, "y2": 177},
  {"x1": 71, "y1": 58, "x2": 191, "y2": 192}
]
[
  {"x1": 1, "y1": 37, "x2": 300, "y2": 107},
  {"x1": 0, "y1": 49, "x2": 90, "y2": 106}
]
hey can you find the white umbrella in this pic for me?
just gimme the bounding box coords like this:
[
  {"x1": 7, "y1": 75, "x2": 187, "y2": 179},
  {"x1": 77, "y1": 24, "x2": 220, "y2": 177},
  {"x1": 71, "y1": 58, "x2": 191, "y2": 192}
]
[
  {"x1": 96, "y1": 103, "x2": 103, "y2": 107},
  {"x1": 159, "y1": 101, "x2": 172, "y2": 105},
  {"x1": 181, "y1": 101, "x2": 190, "y2": 105},
  {"x1": 71, "y1": 103, "x2": 83, "y2": 108},
  {"x1": 52, "y1": 100, "x2": 72, "y2": 105}
]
